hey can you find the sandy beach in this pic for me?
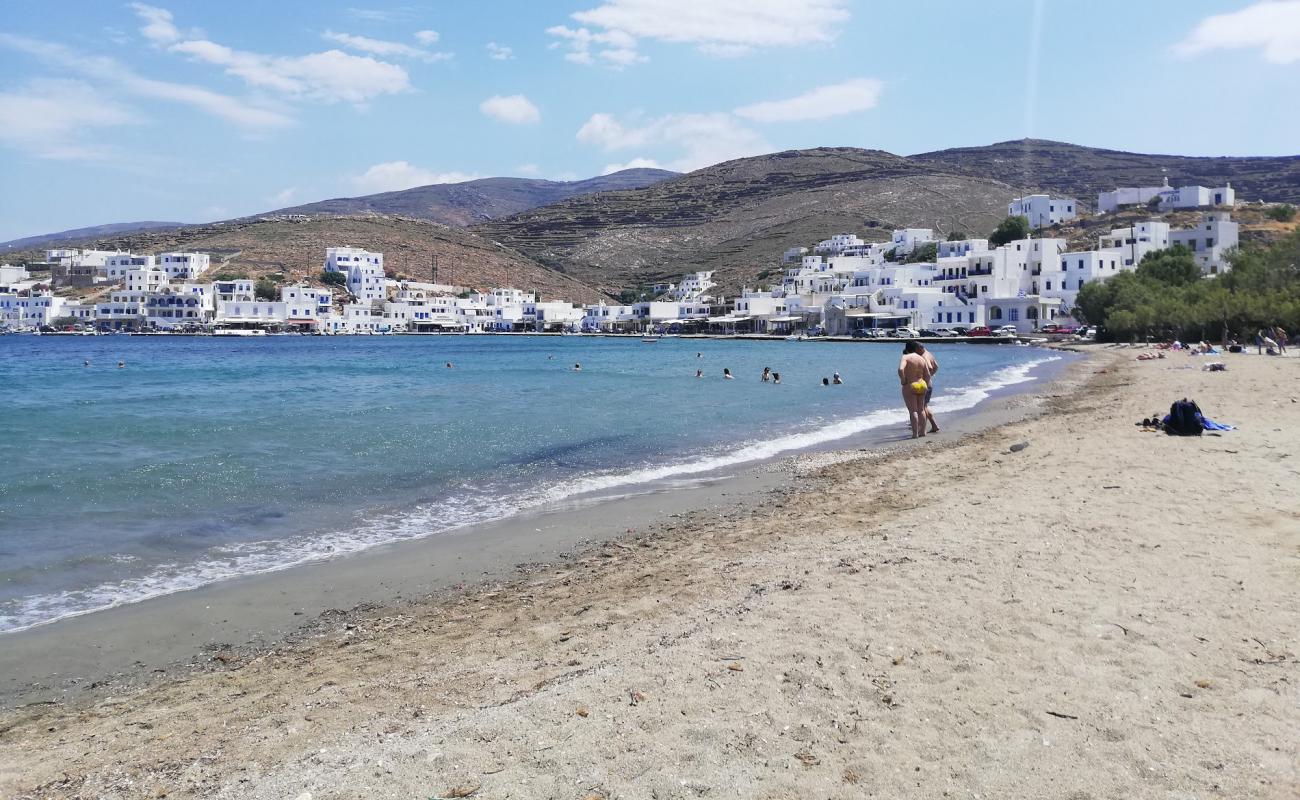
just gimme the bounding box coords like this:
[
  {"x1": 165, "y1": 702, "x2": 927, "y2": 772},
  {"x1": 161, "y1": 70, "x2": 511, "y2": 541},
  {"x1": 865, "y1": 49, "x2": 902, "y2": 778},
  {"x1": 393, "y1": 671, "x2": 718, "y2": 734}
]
[{"x1": 2, "y1": 346, "x2": 1297, "y2": 799}]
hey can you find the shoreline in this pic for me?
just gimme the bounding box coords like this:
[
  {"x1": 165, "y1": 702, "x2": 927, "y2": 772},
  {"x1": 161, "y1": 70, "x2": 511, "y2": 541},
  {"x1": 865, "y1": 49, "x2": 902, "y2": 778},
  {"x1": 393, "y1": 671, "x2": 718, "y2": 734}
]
[
  {"x1": 0, "y1": 349, "x2": 1074, "y2": 708},
  {"x1": 5, "y1": 344, "x2": 1295, "y2": 799}
]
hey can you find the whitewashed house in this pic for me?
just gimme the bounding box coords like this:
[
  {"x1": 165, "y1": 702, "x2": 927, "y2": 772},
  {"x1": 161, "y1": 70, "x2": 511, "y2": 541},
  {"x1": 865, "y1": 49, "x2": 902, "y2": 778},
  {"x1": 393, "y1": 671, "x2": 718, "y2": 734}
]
[
  {"x1": 103, "y1": 254, "x2": 155, "y2": 283},
  {"x1": 158, "y1": 252, "x2": 210, "y2": 280},
  {"x1": 890, "y1": 228, "x2": 937, "y2": 256},
  {"x1": 0, "y1": 292, "x2": 66, "y2": 328},
  {"x1": 1098, "y1": 221, "x2": 1171, "y2": 267},
  {"x1": 1008, "y1": 194, "x2": 1078, "y2": 228},
  {"x1": 1171, "y1": 212, "x2": 1238, "y2": 275},
  {"x1": 145, "y1": 284, "x2": 214, "y2": 329},
  {"x1": 581, "y1": 302, "x2": 636, "y2": 332},
  {"x1": 1098, "y1": 178, "x2": 1234, "y2": 213},
  {"x1": 0, "y1": 265, "x2": 31, "y2": 287}
]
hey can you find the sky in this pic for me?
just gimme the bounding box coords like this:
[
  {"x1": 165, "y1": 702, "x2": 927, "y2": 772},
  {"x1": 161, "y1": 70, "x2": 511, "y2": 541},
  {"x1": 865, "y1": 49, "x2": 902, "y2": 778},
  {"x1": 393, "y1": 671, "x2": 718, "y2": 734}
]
[{"x1": 1, "y1": 0, "x2": 1298, "y2": 241}]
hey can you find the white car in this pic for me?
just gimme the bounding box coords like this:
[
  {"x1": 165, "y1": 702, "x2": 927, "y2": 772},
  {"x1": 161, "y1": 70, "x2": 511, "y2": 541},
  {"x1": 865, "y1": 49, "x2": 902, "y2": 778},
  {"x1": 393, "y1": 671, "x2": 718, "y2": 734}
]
[
  {"x1": 992, "y1": 325, "x2": 1018, "y2": 336},
  {"x1": 892, "y1": 327, "x2": 921, "y2": 338}
]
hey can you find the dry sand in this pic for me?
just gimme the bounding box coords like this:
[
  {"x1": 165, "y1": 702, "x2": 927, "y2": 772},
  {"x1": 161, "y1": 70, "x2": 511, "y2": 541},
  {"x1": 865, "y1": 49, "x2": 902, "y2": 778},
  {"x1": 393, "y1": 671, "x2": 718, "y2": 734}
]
[{"x1": 2, "y1": 347, "x2": 1297, "y2": 799}]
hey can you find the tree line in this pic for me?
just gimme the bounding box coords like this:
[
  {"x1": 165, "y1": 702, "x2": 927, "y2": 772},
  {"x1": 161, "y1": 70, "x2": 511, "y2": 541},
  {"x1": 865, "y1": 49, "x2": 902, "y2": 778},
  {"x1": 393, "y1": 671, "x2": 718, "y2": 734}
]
[{"x1": 1075, "y1": 228, "x2": 1300, "y2": 343}]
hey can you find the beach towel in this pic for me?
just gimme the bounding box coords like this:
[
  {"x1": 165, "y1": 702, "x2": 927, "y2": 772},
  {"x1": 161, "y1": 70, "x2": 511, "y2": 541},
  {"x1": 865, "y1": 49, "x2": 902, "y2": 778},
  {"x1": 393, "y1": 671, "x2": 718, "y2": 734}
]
[{"x1": 1200, "y1": 417, "x2": 1235, "y2": 432}]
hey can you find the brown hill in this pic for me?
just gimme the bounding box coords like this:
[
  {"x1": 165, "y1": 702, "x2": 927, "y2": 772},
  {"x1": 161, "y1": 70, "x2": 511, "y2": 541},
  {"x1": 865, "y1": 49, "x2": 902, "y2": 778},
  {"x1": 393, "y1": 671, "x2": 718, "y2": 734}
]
[
  {"x1": 910, "y1": 139, "x2": 1300, "y2": 207},
  {"x1": 473, "y1": 148, "x2": 1015, "y2": 294},
  {"x1": 13, "y1": 216, "x2": 609, "y2": 304},
  {"x1": 267, "y1": 169, "x2": 678, "y2": 227}
]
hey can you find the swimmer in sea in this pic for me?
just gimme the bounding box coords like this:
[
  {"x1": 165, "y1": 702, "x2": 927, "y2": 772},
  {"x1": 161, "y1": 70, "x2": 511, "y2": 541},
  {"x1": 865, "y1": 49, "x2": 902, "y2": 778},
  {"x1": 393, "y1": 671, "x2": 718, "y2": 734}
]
[
  {"x1": 723, "y1": 368, "x2": 733, "y2": 379},
  {"x1": 574, "y1": 363, "x2": 582, "y2": 371}
]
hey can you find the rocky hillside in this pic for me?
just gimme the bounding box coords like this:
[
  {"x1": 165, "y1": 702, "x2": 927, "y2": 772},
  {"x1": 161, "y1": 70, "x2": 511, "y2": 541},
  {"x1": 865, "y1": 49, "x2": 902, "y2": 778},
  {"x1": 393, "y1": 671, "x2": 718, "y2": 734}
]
[
  {"x1": 11, "y1": 216, "x2": 609, "y2": 304},
  {"x1": 473, "y1": 148, "x2": 1015, "y2": 294},
  {"x1": 911, "y1": 139, "x2": 1300, "y2": 208},
  {"x1": 267, "y1": 168, "x2": 678, "y2": 227},
  {"x1": 474, "y1": 141, "x2": 1300, "y2": 295},
  {"x1": 1, "y1": 221, "x2": 186, "y2": 252}
]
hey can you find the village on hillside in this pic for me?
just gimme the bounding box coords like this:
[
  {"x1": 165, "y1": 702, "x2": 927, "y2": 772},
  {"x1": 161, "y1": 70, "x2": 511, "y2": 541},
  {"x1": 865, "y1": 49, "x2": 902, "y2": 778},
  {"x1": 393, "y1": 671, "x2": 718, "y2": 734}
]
[{"x1": 0, "y1": 179, "x2": 1257, "y2": 337}]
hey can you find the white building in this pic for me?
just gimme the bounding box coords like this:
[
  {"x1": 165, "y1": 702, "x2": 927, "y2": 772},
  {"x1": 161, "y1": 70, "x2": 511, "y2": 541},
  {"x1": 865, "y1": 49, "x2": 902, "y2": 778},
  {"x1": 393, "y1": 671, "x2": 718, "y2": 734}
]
[
  {"x1": 324, "y1": 247, "x2": 386, "y2": 303},
  {"x1": 890, "y1": 228, "x2": 937, "y2": 256},
  {"x1": 782, "y1": 246, "x2": 809, "y2": 263},
  {"x1": 937, "y1": 239, "x2": 989, "y2": 259},
  {"x1": 0, "y1": 265, "x2": 31, "y2": 287},
  {"x1": 157, "y1": 252, "x2": 210, "y2": 280},
  {"x1": 671, "y1": 271, "x2": 717, "y2": 300},
  {"x1": 1008, "y1": 194, "x2": 1078, "y2": 228},
  {"x1": 145, "y1": 284, "x2": 214, "y2": 329},
  {"x1": 1170, "y1": 212, "x2": 1238, "y2": 275},
  {"x1": 581, "y1": 302, "x2": 637, "y2": 332},
  {"x1": 814, "y1": 234, "x2": 866, "y2": 256},
  {"x1": 0, "y1": 292, "x2": 66, "y2": 328},
  {"x1": 1098, "y1": 178, "x2": 1234, "y2": 213},
  {"x1": 103, "y1": 254, "x2": 155, "y2": 283},
  {"x1": 1098, "y1": 220, "x2": 1171, "y2": 267}
]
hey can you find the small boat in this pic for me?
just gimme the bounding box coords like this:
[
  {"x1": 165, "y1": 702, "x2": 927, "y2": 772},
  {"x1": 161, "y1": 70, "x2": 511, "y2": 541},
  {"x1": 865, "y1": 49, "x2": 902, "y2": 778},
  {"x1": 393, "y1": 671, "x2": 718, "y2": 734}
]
[
  {"x1": 213, "y1": 328, "x2": 267, "y2": 337},
  {"x1": 641, "y1": 337, "x2": 659, "y2": 343}
]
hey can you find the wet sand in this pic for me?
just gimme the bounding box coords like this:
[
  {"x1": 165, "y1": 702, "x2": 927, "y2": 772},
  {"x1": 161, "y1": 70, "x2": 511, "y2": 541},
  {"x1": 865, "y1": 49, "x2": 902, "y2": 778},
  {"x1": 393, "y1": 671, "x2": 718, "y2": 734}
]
[{"x1": 2, "y1": 346, "x2": 1297, "y2": 799}]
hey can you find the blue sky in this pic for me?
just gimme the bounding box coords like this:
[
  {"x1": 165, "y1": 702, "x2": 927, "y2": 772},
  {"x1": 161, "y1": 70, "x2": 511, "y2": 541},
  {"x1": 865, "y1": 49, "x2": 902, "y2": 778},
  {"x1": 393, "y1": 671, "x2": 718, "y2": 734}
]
[{"x1": 1, "y1": 0, "x2": 1297, "y2": 241}]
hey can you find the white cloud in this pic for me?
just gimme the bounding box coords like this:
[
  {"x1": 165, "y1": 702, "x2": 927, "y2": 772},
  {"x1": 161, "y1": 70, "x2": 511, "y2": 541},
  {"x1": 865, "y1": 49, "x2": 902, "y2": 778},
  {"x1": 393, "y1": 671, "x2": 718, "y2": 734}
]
[
  {"x1": 269, "y1": 187, "x2": 297, "y2": 204},
  {"x1": 479, "y1": 94, "x2": 541, "y2": 124},
  {"x1": 601, "y1": 157, "x2": 662, "y2": 174},
  {"x1": 352, "y1": 161, "x2": 480, "y2": 194},
  {"x1": 486, "y1": 42, "x2": 515, "y2": 60},
  {"x1": 414, "y1": 30, "x2": 440, "y2": 45},
  {"x1": 129, "y1": 3, "x2": 181, "y2": 44},
  {"x1": 577, "y1": 111, "x2": 768, "y2": 172},
  {"x1": 125, "y1": 5, "x2": 409, "y2": 104},
  {"x1": 1172, "y1": 1, "x2": 1300, "y2": 64},
  {"x1": 546, "y1": 24, "x2": 642, "y2": 67},
  {"x1": 322, "y1": 30, "x2": 451, "y2": 62},
  {"x1": 0, "y1": 78, "x2": 135, "y2": 160},
  {"x1": 734, "y1": 78, "x2": 884, "y2": 122},
  {"x1": 0, "y1": 33, "x2": 293, "y2": 132},
  {"x1": 169, "y1": 41, "x2": 410, "y2": 104},
  {"x1": 516, "y1": 163, "x2": 540, "y2": 175},
  {"x1": 551, "y1": 0, "x2": 849, "y2": 65}
]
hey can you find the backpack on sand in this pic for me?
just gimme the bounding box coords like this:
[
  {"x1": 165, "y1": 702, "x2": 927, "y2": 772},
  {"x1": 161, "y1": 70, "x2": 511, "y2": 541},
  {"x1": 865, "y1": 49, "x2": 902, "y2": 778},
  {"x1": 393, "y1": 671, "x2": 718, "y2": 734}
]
[{"x1": 1165, "y1": 398, "x2": 1203, "y2": 436}]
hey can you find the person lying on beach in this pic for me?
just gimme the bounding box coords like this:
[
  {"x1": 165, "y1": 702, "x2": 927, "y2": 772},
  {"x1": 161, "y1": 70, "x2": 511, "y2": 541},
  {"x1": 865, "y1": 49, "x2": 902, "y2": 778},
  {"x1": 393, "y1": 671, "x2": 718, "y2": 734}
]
[{"x1": 899, "y1": 342, "x2": 931, "y2": 439}]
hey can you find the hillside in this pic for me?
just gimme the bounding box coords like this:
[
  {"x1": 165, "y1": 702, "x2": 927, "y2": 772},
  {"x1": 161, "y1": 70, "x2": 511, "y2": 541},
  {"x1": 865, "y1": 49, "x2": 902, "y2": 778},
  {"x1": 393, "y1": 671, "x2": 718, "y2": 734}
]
[
  {"x1": 1, "y1": 221, "x2": 186, "y2": 252},
  {"x1": 11, "y1": 217, "x2": 609, "y2": 304},
  {"x1": 910, "y1": 139, "x2": 1300, "y2": 207},
  {"x1": 474, "y1": 141, "x2": 1300, "y2": 295},
  {"x1": 473, "y1": 148, "x2": 1016, "y2": 294},
  {"x1": 268, "y1": 168, "x2": 678, "y2": 227}
]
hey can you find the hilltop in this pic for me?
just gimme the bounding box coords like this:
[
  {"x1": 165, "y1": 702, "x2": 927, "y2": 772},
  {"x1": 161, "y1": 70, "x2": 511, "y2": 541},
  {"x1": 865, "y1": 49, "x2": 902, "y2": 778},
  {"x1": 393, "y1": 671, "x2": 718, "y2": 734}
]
[
  {"x1": 1, "y1": 222, "x2": 186, "y2": 252},
  {"x1": 12, "y1": 216, "x2": 609, "y2": 304},
  {"x1": 910, "y1": 139, "x2": 1300, "y2": 207},
  {"x1": 266, "y1": 168, "x2": 678, "y2": 227}
]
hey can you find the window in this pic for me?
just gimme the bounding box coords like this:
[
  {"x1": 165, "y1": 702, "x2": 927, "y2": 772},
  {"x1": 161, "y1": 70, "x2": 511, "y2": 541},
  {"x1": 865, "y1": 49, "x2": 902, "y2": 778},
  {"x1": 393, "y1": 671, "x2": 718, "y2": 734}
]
[
  {"x1": 1009, "y1": 308, "x2": 1019, "y2": 321},
  {"x1": 1077, "y1": 279, "x2": 1084, "y2": 289},
  {"x1": 1206, "y1": 238, "x2": 1214, "y2": 248},
  {"x1": 1046, "y1": 281, "x2": 1052, "y2": 290}
]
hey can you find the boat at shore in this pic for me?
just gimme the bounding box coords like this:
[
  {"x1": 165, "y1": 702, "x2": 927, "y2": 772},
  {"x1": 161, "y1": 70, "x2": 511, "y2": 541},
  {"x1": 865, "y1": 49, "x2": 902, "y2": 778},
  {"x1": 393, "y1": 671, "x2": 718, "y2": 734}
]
[{"x1": 213, "y1": 328, "x2": 267, "y2": 337}]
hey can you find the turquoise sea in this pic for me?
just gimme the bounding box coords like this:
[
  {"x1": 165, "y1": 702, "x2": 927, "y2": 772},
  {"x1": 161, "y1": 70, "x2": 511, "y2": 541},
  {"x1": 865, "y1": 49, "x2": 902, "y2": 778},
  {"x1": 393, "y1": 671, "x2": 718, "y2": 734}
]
[{"x1": 0, "y1": 335, "x2": 1062, "y2": 632}]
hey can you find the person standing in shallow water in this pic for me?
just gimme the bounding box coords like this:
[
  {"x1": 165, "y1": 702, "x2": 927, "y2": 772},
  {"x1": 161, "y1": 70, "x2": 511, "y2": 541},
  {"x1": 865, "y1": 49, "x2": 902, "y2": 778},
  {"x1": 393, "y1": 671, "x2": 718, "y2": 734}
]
[
  {"x1": 915, "y1": 343, "x2": 940, "y2": 433},
  {"x1": 898, "y1": 341, "x2": 931, "y2": 439}
]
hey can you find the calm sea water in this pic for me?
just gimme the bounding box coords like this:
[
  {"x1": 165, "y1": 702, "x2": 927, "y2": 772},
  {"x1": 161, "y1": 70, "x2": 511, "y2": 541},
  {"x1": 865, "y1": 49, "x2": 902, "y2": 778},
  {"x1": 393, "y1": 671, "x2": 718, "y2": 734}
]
[{"x1": 0, "y1": 335, "x2": 1060, "y2": 632}]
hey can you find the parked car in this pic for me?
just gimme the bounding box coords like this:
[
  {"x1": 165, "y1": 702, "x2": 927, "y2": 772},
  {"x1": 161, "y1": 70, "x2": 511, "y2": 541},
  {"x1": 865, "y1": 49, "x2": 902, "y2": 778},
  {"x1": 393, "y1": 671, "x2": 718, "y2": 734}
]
[
  {"x1": 992, "y1": 325, "x2": 1018, "y2": 336},
  {"x1": 949, "y1": 326, "x2": 970, "y2": 335},
  {"x1": 932, "y1": 328, "x2": 960, "y2": 337},
  {"x1": 1038, "y1": 323, "x2": 1063, "y2": 333},
  {"x1": 889, "y1": 327, "x2": 921, "y2": 339},
  {"x1": 1075, "y1": 326, "x2": 1097, "y2": 340},
  {"x1": 966, "y1": 326, "x2": 993, "y2": 337},
  {"x1": 850, "y1": 328, "x2": 871, "y2": 338}
]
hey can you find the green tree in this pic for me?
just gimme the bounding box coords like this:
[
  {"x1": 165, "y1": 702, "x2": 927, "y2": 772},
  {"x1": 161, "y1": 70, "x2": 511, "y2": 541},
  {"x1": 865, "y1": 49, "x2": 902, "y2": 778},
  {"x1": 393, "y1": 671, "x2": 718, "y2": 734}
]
[
  {"x1": 320, "y1": 270, "x2": 346, "y2": 286},
  {"x1": 905, "y1": 242, "x2": 938, "y2": 263},
  {"x1": 988, "y1": 215, "x2": 1030, "y2": 247},
  {"x1": 254, "y1": 278, "x2": 278, "y2": 300},
  {"x1": 1135, "y1": 245, "x2": 1200, "y2": 286},
  {"x1": 1265, "y1": 203, "x2": 1296, "y2": 222}
]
